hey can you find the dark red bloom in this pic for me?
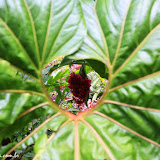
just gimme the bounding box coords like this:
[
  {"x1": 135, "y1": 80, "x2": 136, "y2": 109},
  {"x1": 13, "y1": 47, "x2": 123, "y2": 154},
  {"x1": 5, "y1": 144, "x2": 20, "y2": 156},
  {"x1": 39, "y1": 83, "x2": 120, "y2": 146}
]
[{"x1": 68, "y1": 72, "x2": 91, "y2": 104}]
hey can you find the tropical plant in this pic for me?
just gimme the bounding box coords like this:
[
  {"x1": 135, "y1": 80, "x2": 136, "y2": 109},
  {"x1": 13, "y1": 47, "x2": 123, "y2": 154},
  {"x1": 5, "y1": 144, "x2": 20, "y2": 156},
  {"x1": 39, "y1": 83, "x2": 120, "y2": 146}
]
[{"x1": 0, "y1": 0, "x2": 160, "y2": 159}]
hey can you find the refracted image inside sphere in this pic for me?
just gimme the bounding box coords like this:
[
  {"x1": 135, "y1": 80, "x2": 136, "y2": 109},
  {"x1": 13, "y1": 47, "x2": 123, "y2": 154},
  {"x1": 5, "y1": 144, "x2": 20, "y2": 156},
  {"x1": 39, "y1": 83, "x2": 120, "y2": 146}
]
[{"x1": 42, "y1": 57, "x2": 107, "y2": 114}]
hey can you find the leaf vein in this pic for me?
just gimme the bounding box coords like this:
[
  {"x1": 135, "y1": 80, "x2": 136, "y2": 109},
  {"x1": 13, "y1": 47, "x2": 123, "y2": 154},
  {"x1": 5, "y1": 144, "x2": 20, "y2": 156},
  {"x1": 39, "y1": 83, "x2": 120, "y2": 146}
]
[
  {"x1": 41, "y1": 0, "x2": 53, "y2": 66},
  {"x1": 18, "y1": 102, "x2": 49, "y2": 119},
  {"x1": 109, "y1": 71, "x2": 160, "y2": 92},
  {"x1": 113, "y1": 24, "x2": 160, "y2": 76},
  {"x1": 94, "y1": 0, "x2": 111, "y2": 66},
  {"x1": 0, "y1": 18, "x2": 38, "y2": 71},
  {"x1": 0, "y1": 90, "x2": 45, "y2": 97},
  {"x1": 94, "y1": 111, "x2": 160, "y2": 147},
  {"x1": 81, "y1": 118, "x2": 115, "y2": 160},
  {"x1": 46, "y1": 0, "x2": 74, "y2": 62},
  {"x1": 33, "y1": 119, "x2": 72, "y2": 160},
  {"x1": 4, "y1": 112, "x2": 61, "y2": 159},
  {"x1": 23, "y1": 0, "x2": 40, "y2": 67},
  {"x1": 87, "y1": 34, "x2": 108, "y2": 63},
  {"x1": 112, "y1": 0, "x2": 132, "y2": 67},
  {"x1": 104, "y1": 100, "x2": 160, "y2": 113}
]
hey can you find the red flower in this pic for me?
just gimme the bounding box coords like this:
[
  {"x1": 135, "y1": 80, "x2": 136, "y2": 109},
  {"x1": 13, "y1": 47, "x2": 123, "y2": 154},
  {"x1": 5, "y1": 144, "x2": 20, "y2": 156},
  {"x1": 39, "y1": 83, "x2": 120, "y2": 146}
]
[{"x1": 68, "y1": 72, "x2": 91, "y2": 104}]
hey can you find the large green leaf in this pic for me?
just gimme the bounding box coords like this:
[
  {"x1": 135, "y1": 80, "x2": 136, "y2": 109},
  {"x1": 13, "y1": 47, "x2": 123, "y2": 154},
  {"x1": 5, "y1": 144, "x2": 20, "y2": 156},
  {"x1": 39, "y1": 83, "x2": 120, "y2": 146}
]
[
  {"x1": 0, "y1": 0, "x2": 86, "y2": 158},
  {"x1": 0, "y1": 0, "x2": 160, "y2": 160}
]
